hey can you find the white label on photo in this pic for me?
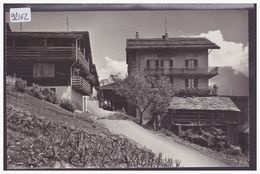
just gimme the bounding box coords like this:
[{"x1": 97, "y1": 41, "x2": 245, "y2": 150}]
[{"x1": 10, "y1": 8, "x2": 31, "y2": 23}]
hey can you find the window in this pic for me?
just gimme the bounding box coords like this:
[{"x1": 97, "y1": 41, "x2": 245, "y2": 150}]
[
  {"x1": 146, "y1": 60, "x2": 150, "y2": 68},
  {"x1": 185, "y1": 59, "x2": 198, "y2": 68},
  {"x1": 170, "y1": 77, "x2": 174, "y2": 85},
  {"x1": 160, "y1": 60, "x2": 164, "y2": 67},
  {"x1": 33, "y1": 64, "x2": 55, "y2": 78},
  {"x1": 185, "y1": 78, "x2": 198, "y2": 88},
  {"x1": 169, "y1": 60, "x2": 173, "y2": 68},
  {"x1": 156, "y1": 60, "x2": 159, "y2": 68},
  {"x1": 50, "y1": 88, "x2": 56, "y2": 93}
]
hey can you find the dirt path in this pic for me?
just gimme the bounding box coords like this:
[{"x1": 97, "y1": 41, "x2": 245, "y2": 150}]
[
  {"x1": 89, "y1": 100, "x2": 229, "y2": 167},
  {"x1": 99, "y1": 119, "x2": 228, "y2": 167}
]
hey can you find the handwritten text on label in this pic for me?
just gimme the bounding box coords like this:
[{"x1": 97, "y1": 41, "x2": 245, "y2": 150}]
[{"x1": 10, "y1": 8, "x2": 31, "y2": 23}]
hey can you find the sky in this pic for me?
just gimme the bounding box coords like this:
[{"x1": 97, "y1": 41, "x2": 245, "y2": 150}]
[{"x1": 6, "y1": 10, "x2": 248, "y2": 80}]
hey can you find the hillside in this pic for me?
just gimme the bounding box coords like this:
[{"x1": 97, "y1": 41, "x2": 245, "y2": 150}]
[
  {"x1": 210, "y1": 66, "x2": 249, "y2": 96},
  {"x1": 6, "y1": 81, "x2": 177, "y2": 169}
]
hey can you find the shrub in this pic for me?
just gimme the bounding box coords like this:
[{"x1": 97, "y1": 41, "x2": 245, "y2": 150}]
[
  {"x1": 15, "y1": 78, "x2": 27, "y2": 92},
  {"x1": 176, "y1": 88, "x2": 211, "y2": 97},
  {"x1": 225, "y1": 145, "x2": 241, "y2": 157},
  {"x1": 60, "y1": 99, "x2": 75, "y2": 112},
  {"x1": 179, "y1": 127, "x2": 231, "y2": 152},
  {"x1": 6, "y1": 76, "x2": 16, "y2": 88},
  {"x1": 42, "y1": 88, "x2": 58, "y2": 104},
  {"x1": 27, "y1": 84, "x2": 44, "y2": 100}
]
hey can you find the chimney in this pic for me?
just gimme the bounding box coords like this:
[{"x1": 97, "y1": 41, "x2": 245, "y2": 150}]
[
  {"x1": 135, "y1": 32, "x2": 139, "y2": 39},
  {"x1": 165, "y1": 32, "x2": 169, "y2": 39},
  {"x1": 162, "y1": 33, "x2": 169, "y2": 40},
  {"x1": 162, "y1": 34, "x2": 166, "y2": 39}
]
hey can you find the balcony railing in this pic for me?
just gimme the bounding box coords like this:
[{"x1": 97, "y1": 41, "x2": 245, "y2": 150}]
[
  {"x1": 145, "y1": 67, "x2": 218, "y2": 77},
  {"x1": 77, "y1": 48, "x2": 89, "y2": 70},
  {"x1": 71, "y1": 76, "x2": 91, "y2": 95},
  {"x1": 6, "y1": 47, "x2": 76, "y2": 61}
]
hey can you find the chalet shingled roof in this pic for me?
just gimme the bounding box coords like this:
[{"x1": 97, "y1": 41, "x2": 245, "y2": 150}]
[
  {"x1": 168, "y1": 97, "x2": 240, "y2": 112},
  {"x1": 126, "y1": 37, "x2": 220, "y2": 50},
  {"x1": 7, "y1": 31, "x2": 89, "y2": 39}
]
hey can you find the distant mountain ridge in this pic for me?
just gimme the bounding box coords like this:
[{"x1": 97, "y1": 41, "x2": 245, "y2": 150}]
[{"x1": 210, "y1": 66, "x2": 249, "y2": 96}]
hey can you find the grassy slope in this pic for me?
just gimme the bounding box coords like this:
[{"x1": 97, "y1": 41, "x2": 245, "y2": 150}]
[{"x1": 6, "y1": 85, "x2": 177, "y2": 169}]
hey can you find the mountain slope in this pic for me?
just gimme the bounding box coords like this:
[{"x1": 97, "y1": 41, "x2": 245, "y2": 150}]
[{"x1": 210, "y1": 66, "x2": 249, "y2": 96}]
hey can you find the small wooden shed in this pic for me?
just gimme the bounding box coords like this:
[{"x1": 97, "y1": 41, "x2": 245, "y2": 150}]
[{"x1": 164, "y1": 96, "x2": 240, "y2": 144}]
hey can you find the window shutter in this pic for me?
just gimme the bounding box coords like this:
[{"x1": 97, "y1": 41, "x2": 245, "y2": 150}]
[
  {"x1": 33, "y1": 64, "x2": 55, "y2": 78},
  {"x1": 33, "y1": 64, "x2": 41, "y2": 78},
  {"x1": 194, "y1": 79, "x2": 198, "y2": 88},
  {"x1": 42, "y1": 64, "x2": 55, "y2": 77}
]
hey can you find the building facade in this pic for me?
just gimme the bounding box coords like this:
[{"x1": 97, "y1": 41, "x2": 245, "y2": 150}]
[
  {"x1": 6, "y1": 31, "x2": 99, "y2": 111},
  {"x1": 126, "y1": 33, "x2": 220, "y2": 90}
]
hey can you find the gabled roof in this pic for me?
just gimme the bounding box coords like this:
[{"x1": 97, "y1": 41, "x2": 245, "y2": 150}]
[
  {"x1": 126, "y1": 37, "x2": 220, "y2": 50},
  {"x1": 7, "y1": 31, "x2": 89, "y2": 39},
  {"x1": 168, "y1": 97, "x2": 240, "y2": 112}
]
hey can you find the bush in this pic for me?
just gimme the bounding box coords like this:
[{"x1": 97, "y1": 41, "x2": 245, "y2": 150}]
[
  {"x1": 176, "y1": 88, "x2": 211, "y2": 97},
  {"x1": 60, "y1": 99, "x2": 75, "y2": 112},
  {"x1": 42, "y1": 88, "x2": 58, "y2": 104},
  {"x1": 225, "y1": 145, "x2": 241, "y2": 157},
  {"x1": 179, "y1": 127, "x2": 231, "y2": 152},
  {"x1": 15, "y1": 78, "x2": 27, "y2": 92},
  {"x1": 27, "y1": 84, "x2": 44, "y2": 100},
  {"x1": 6, "y1": 76, "x2": 16, "y2": 88}
]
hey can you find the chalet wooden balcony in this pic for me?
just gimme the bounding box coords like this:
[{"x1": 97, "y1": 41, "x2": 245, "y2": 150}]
[
  {"x1": 71, "y1": 76, "x2": 91, "y2": 95},
  {"x1": 76, "y1": 48, "x2": 89, "y2": 72},
  {"x1": 145, "y1": 67, "x2": 218, "y2": 77},
  {"x1": 7, "y1": 46, "x2": 90, "y2": 71},
  {"x1": 6, "y1": 47, "x2": 76, "y2": 62}
]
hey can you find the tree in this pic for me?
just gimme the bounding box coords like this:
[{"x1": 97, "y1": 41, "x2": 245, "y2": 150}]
[
  {"x1": 145, "y1": 74, "x2": 175, "y2": 130},
  {"x1": 111, "y1": 69, "x2": 174, "y2": 126}
]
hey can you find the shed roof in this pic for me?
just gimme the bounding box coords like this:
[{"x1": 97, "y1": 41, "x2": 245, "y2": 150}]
[
  {"x1": 168, "y1": 97, "x2": 240, "y2": 112},
  {"x1": 126, "y1": 37, "x2": 220, "y2": 50}
]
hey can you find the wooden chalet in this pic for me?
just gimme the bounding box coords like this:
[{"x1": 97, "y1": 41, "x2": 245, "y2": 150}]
[
  {"x1": 163, "y1": 96, "x2": 240, "y2": 144},
  {"x1": 6, "y1": 31, "x2": 99, "y2": 111}
]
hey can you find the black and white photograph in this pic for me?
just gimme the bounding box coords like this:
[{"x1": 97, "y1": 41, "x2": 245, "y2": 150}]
[{"x1": 2, "y1": 3, "x2": 256, "y2": 171}]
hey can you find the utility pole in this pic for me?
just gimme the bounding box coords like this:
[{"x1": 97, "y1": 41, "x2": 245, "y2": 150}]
[
  {"x1": 20, "y1": 23, "x2": 22, "y2": 31},
  {"x1": 66, "y1": 16, "x2": 69, "y2": 31},
  {"x1": 164, "y1": 18, "x2": 167, "y2": 34}
]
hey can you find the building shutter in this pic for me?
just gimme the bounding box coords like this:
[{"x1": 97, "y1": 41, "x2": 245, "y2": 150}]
[
  {"x1": 45, "y1": 64, "x2": 55, "y2": 77},
  {"x1": 194, "y1": 79, "x2": 198, "y2": 88},
  {"x1": 33, "y1": 64, "x2": 55, "y2": 77},
  {"x1": 33, "y1": 64, "x2": 42, "y2": 78}
]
